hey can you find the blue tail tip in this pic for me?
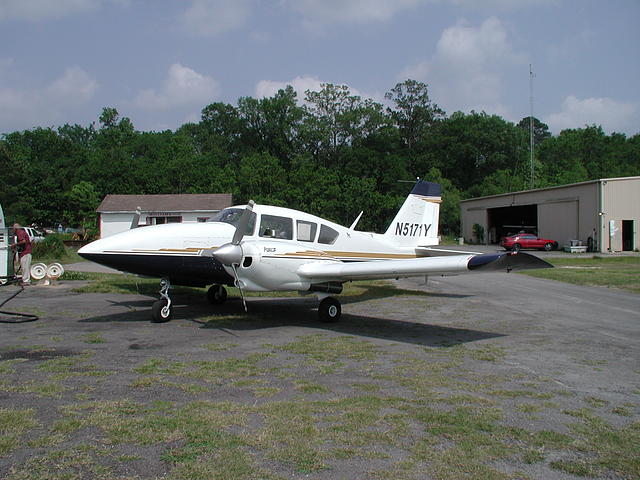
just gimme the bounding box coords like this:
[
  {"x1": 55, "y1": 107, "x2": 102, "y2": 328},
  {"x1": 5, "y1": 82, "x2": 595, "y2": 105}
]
[{"x1": 411, "y1": 180, "x2": 441, "y2": 197}]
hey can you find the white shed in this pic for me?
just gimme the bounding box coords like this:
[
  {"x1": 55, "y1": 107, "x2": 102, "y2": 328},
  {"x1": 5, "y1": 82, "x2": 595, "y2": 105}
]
[{"x1": 97, "y1": 193, "x2": 232, "y2": 238}]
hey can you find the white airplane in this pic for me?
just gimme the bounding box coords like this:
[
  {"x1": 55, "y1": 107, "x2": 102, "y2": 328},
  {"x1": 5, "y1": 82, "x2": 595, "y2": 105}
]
[{"x1": 78, "y1": 180, "x2": 551, "y2": 323}]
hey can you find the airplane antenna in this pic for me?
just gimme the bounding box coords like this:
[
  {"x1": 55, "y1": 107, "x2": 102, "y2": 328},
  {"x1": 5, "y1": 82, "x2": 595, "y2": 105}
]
[{"x1": 529, "y1": 64, "x2": 535, "y2": 190}]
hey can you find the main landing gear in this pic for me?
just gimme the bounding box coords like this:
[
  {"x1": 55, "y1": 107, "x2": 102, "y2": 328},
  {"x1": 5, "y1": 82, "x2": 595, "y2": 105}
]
[
  {"x1": 317, "y1": 296, "x2": 341, "y2": 323},
  {"x1": 151, "y1": 278, "x2": 172, "y2": 323},
  {"x1": 149, "y1": 282, "x2": 343, "y2": 323},
  {"x1": 207, "y1": 284, "x2": 228, "y2": 305}
]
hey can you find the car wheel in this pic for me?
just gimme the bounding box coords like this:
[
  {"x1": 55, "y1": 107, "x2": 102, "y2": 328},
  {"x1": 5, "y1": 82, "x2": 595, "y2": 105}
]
[
  {"x1": 512, "y1": 243, "x2": 521, "y2": 252},
  {"x1": 544, "y1": 242, "x2": 553, "y2": 251}
]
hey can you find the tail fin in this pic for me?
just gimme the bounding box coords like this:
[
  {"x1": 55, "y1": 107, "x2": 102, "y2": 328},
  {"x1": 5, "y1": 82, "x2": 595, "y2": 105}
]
[{"x1": 384, "y1": 180, "x2": 441, "y2": 247}]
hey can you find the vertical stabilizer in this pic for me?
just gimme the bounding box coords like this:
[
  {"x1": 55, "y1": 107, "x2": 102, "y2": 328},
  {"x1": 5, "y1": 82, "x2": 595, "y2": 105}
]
[{"x1": 384, "y1": 180, "x2": 441, "y2": 247}]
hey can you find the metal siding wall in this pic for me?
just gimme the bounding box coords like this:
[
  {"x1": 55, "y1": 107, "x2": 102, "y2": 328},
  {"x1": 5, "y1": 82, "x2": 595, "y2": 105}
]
[
  {"x1": 603, "y1": 178, "x2": 640, "y2": 251},
  {"x1": 538, "y1": 201, "x2": 578, "y2": 246}
]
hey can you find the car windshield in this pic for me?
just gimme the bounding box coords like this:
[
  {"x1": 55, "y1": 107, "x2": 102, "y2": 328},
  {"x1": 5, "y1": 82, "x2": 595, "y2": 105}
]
[{"x1": 210, "y1": 208, "x2": 256, "y2": 235}]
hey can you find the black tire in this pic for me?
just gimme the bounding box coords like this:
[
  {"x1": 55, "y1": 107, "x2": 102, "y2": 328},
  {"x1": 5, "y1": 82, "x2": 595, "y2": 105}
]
[
  {"x1": 543, "y1": 242, "x2": 554, "y2": 251},
  {"x1": 318, "y1": 297, "x2": 341, "y2": 323},
  {"x1": 207, "y1": 285, "x2": 227, "y2": 305},
  {"x1": 512, "y1": 243, "x2": 521, "y2": 252},
  {"x1": 151, "y1": 299, "x2": 172, "y2": 323}
]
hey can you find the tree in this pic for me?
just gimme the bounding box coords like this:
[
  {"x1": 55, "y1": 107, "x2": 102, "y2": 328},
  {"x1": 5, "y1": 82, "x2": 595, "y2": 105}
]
[
  {"x1": 65, "y1": 181, "x2": 100, "y2": 229},
  {"x1": 517, "y1": 116, "x2": 551, "y2": 146},
  {"x1": 385, "y1": 79, "x2": 444, "y2": 159}
]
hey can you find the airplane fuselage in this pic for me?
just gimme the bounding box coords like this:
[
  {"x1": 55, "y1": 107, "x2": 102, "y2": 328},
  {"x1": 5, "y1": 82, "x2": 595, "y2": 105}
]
[{"x1": 79, "y1": 204, "x2": 427, "y2": 291}]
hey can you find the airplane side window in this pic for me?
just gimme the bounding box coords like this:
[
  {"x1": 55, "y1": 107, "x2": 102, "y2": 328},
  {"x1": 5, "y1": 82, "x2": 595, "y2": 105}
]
[
  {"x1": 318, "y1": 225, "x2": 339, "y2": 245},
  {"x1": 260, "y1": 215, "x2": 293, "y2": 240},
  {"x1": 297, "y1": 220, "x2": 317, "y2": 242}
]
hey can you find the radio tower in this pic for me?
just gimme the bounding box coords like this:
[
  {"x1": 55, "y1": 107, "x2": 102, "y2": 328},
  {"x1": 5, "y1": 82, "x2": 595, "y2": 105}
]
[{"x1": 529, "y1": 64, "x2": 535, "y2": 189}]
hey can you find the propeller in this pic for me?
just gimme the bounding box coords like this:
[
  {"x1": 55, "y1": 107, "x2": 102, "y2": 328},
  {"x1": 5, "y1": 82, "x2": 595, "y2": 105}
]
[{"x1": 209, "y1": 201, "x2": 255, "y2": 312}]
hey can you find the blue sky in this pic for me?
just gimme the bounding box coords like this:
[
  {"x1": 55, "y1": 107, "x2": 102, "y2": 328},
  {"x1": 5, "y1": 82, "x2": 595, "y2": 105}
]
[{"x1": 1, "y1": 0, "x2": 639, "y2": 135}]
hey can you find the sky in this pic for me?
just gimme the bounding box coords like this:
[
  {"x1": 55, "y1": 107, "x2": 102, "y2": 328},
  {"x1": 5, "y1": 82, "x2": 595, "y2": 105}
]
[{"x1": 1, "y1": 0, "x2": 639, "y2": 136}]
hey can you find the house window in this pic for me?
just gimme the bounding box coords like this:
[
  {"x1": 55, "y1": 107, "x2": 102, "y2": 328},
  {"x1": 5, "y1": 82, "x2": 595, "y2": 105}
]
[
  {"x1": 197, "y1": 217, "x2": 210, "y2": 223},
  {"x1": 149, "y1": 216, "x2": 182, "y2": 225}
]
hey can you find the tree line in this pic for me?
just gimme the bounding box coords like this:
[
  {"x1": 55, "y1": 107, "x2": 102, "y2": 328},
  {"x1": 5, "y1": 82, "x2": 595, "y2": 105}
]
[{"x1": 1, "y1": 80, "x2": 639, "y2": 236}]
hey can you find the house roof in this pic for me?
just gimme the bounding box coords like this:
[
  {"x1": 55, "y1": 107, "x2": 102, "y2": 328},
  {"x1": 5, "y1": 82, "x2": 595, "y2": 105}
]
[{"x1": 97, "y1": 194, "x2": 233, "y2": 213}]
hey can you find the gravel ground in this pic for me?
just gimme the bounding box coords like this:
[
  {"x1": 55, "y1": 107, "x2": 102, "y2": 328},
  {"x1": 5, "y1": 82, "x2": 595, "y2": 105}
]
[{"x1": 0, "y1": 270, "x2": 638, "y2": 479}]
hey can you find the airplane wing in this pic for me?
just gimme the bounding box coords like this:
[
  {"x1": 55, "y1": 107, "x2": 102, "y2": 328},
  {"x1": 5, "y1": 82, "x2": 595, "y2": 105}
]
[{"x1": 297, "y1": 252, "x2": 552, "y2": 283}]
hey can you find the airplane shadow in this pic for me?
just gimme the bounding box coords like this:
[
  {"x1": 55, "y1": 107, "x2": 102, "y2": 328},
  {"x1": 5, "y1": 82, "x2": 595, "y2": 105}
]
[{"x1": 80, "y1": 289, "x2": 501, "y2": 347}]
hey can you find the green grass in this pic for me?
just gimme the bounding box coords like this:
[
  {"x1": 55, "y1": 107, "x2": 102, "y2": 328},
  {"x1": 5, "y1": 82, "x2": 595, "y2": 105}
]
[
  {"x1": 0, "y1": 408, "x2": 37, "y2": 455},
  {"x1": 520, "y1": 256, "x2": 640, "y2": 293}
]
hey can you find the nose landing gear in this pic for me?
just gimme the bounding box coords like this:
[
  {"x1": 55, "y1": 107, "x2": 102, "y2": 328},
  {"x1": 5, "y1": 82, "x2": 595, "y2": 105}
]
[{"x1": 151, "y1": 278, "x2": 173, "y2": 323}]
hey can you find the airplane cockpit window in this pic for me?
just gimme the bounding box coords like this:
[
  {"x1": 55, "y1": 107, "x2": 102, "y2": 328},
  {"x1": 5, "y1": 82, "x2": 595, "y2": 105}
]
[
  {"x1": 210, "y1": 208, "x2": 256, "y2": 236},
  {"x1": 259, "y1": 215, "x2": 293, "y2": 240},
  {"x1": 297, "y1": 220, "x2": 317, "y2": 242},
  {"x1": 318, "y1": 225, "x2": 339, "y2": 245}
]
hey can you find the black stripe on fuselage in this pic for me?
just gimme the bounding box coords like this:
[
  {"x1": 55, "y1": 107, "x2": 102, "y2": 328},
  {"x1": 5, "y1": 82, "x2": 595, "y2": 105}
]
[{"x1": 78, "y1": 253, "x2": 235, "y2": 287}]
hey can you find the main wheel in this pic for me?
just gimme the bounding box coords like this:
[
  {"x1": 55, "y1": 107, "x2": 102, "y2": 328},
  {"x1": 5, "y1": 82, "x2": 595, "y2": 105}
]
[
  {"x1": 151, "y1": 299, "x2": 172, "y2": 323},
  {"x1": 318, "y1": 297, "x2": 341, "y2": 323},
  {"x1": 207, "y1": 285, "x2": 228, "y2": 305}
]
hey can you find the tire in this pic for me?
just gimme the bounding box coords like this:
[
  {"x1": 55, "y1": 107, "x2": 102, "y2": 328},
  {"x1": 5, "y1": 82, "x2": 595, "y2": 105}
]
[
  {"x1": 512, "y1": 243, "x2": 521, "y2": 252},
  {"x1": 151, "y1": 299, "x2": 172, "y2": 323},
  {"x1": 543, "y1": 242, "x2": 553, "y2": 251},
  {"x1": 318, "y1": 297, "x2": 341, "y2": 323},
  {"x1": 207, "y1": 285, "x2": 227, "y2": 305}
]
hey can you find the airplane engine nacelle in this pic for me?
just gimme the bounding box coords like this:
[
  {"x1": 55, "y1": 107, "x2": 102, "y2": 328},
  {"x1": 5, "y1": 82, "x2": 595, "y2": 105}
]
[{"x1": 235, "y1": 240, "x2": 319, "y2": 292}]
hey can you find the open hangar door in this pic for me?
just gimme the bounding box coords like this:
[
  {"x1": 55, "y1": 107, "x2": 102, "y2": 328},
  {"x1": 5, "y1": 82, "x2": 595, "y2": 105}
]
[{"x1": 487, "y1": 205, "x2": 537, "y2": 244}]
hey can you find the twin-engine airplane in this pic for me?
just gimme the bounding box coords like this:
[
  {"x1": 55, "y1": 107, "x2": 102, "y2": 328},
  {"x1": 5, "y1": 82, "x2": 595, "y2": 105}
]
[{"x1": 78, "y1": 180, "x2": 552, "y2": 323}]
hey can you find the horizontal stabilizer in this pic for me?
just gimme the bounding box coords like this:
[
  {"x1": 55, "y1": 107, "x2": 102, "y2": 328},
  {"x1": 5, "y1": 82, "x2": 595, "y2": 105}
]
[{"x1": 467, "y1": 252, "x2": 553, "y2": 272}]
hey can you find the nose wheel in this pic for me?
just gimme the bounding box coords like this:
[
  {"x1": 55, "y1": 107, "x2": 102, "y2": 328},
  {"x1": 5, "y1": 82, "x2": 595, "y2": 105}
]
[{"x1": 151, "y1": 278, "x2": 173, "y2": 323}]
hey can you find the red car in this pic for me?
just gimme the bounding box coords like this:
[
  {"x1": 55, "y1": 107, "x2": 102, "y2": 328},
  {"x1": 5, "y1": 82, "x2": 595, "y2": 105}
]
[{"x1": 500, "y1": 233, "x2": 558, "y2": 252}]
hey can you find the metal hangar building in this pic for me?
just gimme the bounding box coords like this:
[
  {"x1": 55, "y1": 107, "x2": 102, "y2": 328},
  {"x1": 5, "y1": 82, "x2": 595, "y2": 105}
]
[{"x1": 459, "y1": 176, "x2": 639, "y2": 253}]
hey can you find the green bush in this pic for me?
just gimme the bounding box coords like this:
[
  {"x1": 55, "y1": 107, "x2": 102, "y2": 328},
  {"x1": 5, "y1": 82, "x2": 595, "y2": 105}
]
[{"x1": 32, "y1": 235, "x2": 66, "y2": 261}]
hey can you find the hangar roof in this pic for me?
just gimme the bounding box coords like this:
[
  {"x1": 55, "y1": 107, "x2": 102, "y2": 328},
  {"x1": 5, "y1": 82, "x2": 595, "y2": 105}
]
[
  {"x1": 460, "y1": 176, "x2": 640, "y2": 204},
  {"x1": 97, "y1": 194, "x2": 232, "y2": 213}
]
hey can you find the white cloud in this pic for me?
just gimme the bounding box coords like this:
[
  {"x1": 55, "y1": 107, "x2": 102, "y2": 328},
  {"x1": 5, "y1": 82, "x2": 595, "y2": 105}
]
[
  {"x1": 255, "y1": 75, "x2": 325, "y2": 100},
  {"x1": 285, "y1": 0, "x2": 423, "y2": 28},
  {"x1": 181, "y1": 0, "x2": 253, "y2": 36},
  {"x1": 0, "y1": 66, "x2": 98, "y2": 132},
  {"x1": 46, "y1": 66, "x2": 98, "y2": 106},
  {"x1": 133, "y1": 63, "x2": 221, "y2": 110},
  {"x1": 0, "y1": 0, "x2": 127, "y2": 22},
  {"x1": 400, "y1": 17, "x2": 525, "y2": 117},
  {"x1": 545, "y1": 95, "x2": 638, "y2": 134}
]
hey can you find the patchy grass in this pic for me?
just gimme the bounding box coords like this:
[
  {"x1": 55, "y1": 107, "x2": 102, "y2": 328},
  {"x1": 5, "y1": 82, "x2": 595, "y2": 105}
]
[
  {"x1": 0, "y1": 408, "x2": 37, "y2": 455},
  {"x1": 520, "y1": 256, "x2": 640, "y2": 293}
]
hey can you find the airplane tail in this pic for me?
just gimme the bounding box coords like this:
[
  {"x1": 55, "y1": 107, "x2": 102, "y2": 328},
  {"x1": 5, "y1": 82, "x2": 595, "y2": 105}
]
[{"x1": 383, "y1": 180, "x2": 441, "y2": 247}]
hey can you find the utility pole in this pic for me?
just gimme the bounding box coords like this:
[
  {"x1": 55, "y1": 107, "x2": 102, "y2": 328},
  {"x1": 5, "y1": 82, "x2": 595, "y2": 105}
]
[{"x1": 529, "y1": 64, "x2": 535, "y2": 190}]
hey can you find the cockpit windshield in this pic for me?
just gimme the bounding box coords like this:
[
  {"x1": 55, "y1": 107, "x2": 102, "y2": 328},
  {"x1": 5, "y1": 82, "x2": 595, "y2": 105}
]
[{"x1": 210, "y1": 208, "x2": 256, "y2": 236}]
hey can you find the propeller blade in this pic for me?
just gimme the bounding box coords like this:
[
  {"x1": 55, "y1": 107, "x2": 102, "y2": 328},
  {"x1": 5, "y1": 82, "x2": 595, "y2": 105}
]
[
  {"x1": 231, "y1": 200, "x2": 255, "y2": 246},
  {"x1": 231, "y1": 264, "x2": 248, "y2": 312},
  {"x1": 130, "y1": 206, "x2": 141, "y2": 229}
]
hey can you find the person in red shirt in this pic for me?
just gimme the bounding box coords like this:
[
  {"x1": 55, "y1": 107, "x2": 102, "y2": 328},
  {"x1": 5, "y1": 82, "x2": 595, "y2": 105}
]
[{"x1": 11, "y1": 223, "x2": 32, "y2": 285}]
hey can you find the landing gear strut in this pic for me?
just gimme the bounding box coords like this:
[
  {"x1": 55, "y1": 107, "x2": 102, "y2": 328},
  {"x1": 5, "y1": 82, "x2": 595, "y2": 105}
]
[
  {"x1": 151, "y1": 278, "x2": 172, "y2": 323},
  {"x1": 207, "y1": 284, "x2": 228, "y2": 305},
  {"x1": 318, "y1": 296, "x2": 341, "y2": 323}
]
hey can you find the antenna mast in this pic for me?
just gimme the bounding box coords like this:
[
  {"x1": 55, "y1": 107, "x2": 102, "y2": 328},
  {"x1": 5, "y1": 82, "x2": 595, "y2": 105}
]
[{"x1": 529, "y1": 64, "x2": 535, "y2": 189}]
